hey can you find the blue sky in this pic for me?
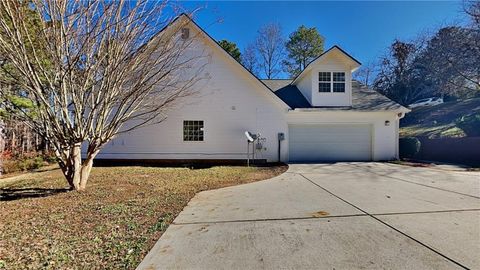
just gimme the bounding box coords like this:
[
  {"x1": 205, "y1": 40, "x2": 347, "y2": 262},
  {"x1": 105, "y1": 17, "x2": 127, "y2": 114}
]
[{"x1": 181, "y1": 1, "x2": 466, "y2": 78}]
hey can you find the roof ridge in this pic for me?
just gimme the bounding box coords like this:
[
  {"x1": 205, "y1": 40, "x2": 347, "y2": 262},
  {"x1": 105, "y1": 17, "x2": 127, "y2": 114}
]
[{"x1": 291, "y1": 45, "x2": 361, "y2": 84}]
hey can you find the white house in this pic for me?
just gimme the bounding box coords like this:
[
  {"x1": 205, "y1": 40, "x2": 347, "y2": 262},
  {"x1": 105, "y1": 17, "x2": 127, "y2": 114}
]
[{"x1": 94, "y1": 15, "x2": 409, "y2": 163}]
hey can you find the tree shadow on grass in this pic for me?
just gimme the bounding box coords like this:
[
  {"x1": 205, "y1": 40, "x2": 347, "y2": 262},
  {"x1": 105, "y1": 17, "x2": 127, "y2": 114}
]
[{"x1": 0, "y1": 187, "x2": 69, "y2": 201}]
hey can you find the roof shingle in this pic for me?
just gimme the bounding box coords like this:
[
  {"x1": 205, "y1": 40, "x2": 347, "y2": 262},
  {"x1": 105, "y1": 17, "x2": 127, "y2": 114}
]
[{"x1": 261, "y1": 79, "x2": 406, "y2": 111}]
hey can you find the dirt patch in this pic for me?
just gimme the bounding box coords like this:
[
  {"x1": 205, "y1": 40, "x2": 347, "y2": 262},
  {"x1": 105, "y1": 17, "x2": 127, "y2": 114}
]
[
  {"x1": 388, "y1": 160, "x2": 434, "y2": 168},
  {"x1": 0, "y1": 164, "x2": 287, "y2": 269}
]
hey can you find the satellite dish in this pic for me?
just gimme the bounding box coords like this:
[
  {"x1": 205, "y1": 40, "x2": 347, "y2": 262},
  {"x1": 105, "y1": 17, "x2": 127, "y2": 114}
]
[{"x1": 245, "y1": 131, "x2": 254, "y2": 142}]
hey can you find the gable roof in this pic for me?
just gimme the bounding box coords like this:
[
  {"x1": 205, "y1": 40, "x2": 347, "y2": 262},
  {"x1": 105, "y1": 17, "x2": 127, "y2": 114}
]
[
  {"x1": 262, "y1": 80, "x2": 311, "y2": 108},
  {"x1": 176, "y1": 14, "x2": 291, "y2": 110},
  {"x1": 263, "y1": 79, "x2": 409, "y2": 112},
  {"x1": 171, "y1": 15, "x2": 407, "y2": 113},
  {"x1": 291, "y1": 45, "x2": 362, "y2": 85}
]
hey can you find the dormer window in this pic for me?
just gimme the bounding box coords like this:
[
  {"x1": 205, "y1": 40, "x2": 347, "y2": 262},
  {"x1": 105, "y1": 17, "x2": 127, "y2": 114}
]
[{"x1": 318, "y1": 72, "x2": 346, "y2": 93}]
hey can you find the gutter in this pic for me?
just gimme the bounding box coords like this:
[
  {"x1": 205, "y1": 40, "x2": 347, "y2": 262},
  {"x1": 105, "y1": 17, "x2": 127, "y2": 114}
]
[{"x1": 289, "y1": 108, "x2": 411, "y2": 113}]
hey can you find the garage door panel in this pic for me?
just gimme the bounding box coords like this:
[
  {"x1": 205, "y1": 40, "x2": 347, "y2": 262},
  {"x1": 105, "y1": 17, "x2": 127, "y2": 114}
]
[
  {"x1": 289, "y1": 124, "x2": 372, "y2": 162},
  {"x1": 290, "y1": 146, "x2": 369, "y2": 161},
  {"x1": 291, "y1": 143, "x2": 370, "y2": 151},
  {"x1": 292, "y1": 134, "x2": 367, "y2": 141}
]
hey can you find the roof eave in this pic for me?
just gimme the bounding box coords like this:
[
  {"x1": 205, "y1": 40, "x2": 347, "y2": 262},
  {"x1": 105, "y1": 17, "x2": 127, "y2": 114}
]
[
  {"x1": 398, "y1": 106, "x2": 412, "y2": 113},
  {"x1": 292, "y1": 45, "x2": 362, "y2": 85},
  {"x1": 290, "y1": 108, "x2": 410, "y2": 113}
]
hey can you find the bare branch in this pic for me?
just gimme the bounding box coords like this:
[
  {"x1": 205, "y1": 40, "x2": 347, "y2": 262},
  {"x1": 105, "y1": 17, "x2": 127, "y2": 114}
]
[{"x1": 0, "y1": 0, "x2": 208, "y2": 190}]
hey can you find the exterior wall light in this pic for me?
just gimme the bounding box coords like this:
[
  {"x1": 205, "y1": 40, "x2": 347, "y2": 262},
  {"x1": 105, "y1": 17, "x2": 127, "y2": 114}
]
[{"x1": 385, "y1": 120, "x2": 390, "y2": 126}]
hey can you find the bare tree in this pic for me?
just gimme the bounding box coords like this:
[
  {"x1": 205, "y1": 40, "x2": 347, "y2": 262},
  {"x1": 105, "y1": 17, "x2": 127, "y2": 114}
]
[
  {"x1": 353, "y1": 61, "x2": 376, "y2": 87},
  {"x1": 241, "y1": 44, "x2": 258, "y2": 76},
  {"x1": 416, "y1": 26, "x2": 480, "y2": 95},
  {"x1": 0, "y1": 1, "x2": 206, "y2": 190},
  {"x1": 254, "y1": 23, "x2": 284, "y2": 79},
  {"x1": 374, "y1": 40, "x2": 425, "y2": 104},
  {"x1": 464, "y1": 0, "x2": 480, "y2": 26}
]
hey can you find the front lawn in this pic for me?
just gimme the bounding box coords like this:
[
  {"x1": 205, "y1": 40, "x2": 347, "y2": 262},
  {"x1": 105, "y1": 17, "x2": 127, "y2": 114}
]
[{"x1": 0, "y1": 164, "x2": 287, "y2": 269}]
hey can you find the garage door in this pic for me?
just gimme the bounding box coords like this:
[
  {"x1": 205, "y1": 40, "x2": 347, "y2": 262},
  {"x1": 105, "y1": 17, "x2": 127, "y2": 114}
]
[{"x1": 289, "y1": 124, "x2": 372, "y2": 162}]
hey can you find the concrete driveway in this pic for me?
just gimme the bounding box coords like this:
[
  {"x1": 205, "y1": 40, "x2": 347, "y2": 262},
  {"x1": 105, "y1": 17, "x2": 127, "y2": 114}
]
[{"x1": 138, "y1": 163, "x2": 480, "y2": 270}]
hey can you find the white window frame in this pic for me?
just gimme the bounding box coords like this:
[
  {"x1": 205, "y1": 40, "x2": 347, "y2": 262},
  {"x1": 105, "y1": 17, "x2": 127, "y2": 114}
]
[
  {"x1": 183, "y1": 120, "x2": 204, "y2": 142},
  {"x1": 318, "y1": 71, "x2": 346, "y2": 93},
  {"x1": 318, "y1": 72, "x2": 332, "y2": 93}
]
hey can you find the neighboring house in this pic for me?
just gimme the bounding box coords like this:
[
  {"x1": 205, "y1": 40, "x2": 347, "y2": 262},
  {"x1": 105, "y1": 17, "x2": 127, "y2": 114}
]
[{"x1": 95, "y1": 15, "x2": 409, "y2": 163}]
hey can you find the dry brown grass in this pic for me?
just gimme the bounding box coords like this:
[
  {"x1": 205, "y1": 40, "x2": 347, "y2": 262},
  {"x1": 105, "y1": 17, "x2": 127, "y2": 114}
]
[{"x1": 0, "y1": 164, "x2": 287, "y2": 269}]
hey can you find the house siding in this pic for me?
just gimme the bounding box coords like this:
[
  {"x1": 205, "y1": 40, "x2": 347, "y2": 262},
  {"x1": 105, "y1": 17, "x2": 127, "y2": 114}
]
[
  {"x1": 94, "y1": 33, "x2": 289, "y2": 162},
  {"x1": 86, "y1": 17, "x2": 404, "y2": 164},
  {"x1": 310, "y1": 54, "x2": 353, "y2": 107},
  {"x1": 296, "y1": 70, "x2": 312, "y2": 106}
]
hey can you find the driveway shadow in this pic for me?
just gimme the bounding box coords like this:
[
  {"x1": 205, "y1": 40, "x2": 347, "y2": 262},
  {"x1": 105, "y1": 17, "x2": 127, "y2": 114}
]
[{"x1": 0, "y1": 188, "x2": 69, "y2": 201}]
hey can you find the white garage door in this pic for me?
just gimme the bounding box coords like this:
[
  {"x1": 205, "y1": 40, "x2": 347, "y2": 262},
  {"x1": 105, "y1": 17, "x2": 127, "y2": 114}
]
[{"x1": 289, "y1": 124, "x2": 372, "y2": 162}]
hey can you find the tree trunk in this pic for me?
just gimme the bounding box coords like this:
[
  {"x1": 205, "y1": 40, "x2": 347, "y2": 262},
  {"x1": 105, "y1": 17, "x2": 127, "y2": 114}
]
[
  {"x1": 73, "y1": 146, "x2": 83, "y2": 190},
  {"x1": 11, "y1": 129, "x2": 15, "y2": 153},
  {"x1": 79, "y1": 153, "x2": 96, "y2": 190},
  {"x1": 59, "y1": 144, "x2": 98, "y2": 191}
]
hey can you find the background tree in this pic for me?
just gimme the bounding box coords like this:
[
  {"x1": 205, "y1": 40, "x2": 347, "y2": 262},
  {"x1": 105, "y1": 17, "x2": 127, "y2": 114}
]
[
  {"x1": 283, "y1": 25, "x2": 324, "y2": 78},
  {"x1": 374, "y1": 24, "x2": 479, "y2": 105},
  {"x1": 353, "y1": 61, "x2": 376, "y2": 87},
  {"x1": 464, "y1": 0, "x2": 480, "y2": 26},
  {"x1": 241, "y1": 44, "x2": 259, "y2": 75},
  {"x1": 0, "y1": 1, "x2": 205, "y2": 190},
  {"x1": 254, "y1": 23, "x2": 285, "y2": 79},
  {"x1": 374, "y1": 40, "x2": 424, "y2": 104},
  {"x1": 0, "y1": 1, "x2": 49, "y2": 172},
  {"x1": 218, "y1": 39, "x2": 241, "y2": 62},
  {"x1": 372, "y1": 2, "x2": 480, "y2": 105},
  {"x1": 415, "y1": 26, "x2": 480, "y2": 97}
]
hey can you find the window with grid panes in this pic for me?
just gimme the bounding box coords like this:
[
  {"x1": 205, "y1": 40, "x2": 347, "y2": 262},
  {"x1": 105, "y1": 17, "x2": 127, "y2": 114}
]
[
  {"x1": 183, "y1": 120, "x2": 204, "y2": 141},
  {"x1": 333, "y1": 72, "x2": 345, "y2": 92},
  {"x1": 318, "y1": 72, "x2": 331, "y2": 92}
]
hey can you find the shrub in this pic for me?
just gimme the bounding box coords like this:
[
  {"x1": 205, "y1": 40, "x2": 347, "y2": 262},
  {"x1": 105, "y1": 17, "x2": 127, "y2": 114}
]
[
  {"x1": 456, "y1": 113, "x2": 480, "y2": 137},
  {"x1": 399, "y1": 137, "x2": 421, "y2": 158},
  {"x1": 1, "y1": 159, "x2": 22, "y2": 174},
  {"x1": 44, "y1": 154, "x2": 57, "y2": 163},
  {"x1": 13, "y1": 156, "x2": 43, "y2": 172},
  {"x1": 1, "y1": 154, "x2": 51, "y2": 175}
]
